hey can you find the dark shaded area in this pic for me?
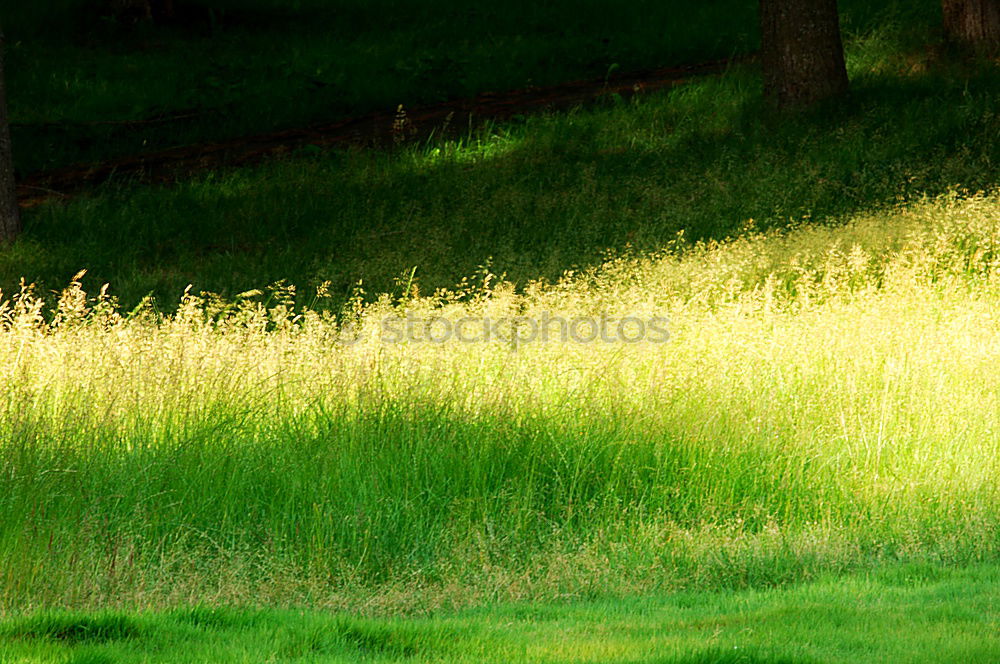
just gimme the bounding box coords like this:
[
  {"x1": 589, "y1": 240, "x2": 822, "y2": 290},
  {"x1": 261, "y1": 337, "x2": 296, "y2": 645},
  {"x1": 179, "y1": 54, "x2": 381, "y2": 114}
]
[
  {"x1": 15, "y1": 58, "x2": 737, "y2": 208},
  {"x1": 2, "y1": 613, "x2": 141, "y2": 644},
  {"x1": 3, "y1": 1, "x2": 937, "y2": 174},
  {"x1": 168, "y1": 605, "x2": 265, "y2": 630},
  {"x1": 4, "y1": 0, "x2": 762, "y2": 175},
  {"x1": 333, "y1": 619, "x2": 424, "y2": 658}
]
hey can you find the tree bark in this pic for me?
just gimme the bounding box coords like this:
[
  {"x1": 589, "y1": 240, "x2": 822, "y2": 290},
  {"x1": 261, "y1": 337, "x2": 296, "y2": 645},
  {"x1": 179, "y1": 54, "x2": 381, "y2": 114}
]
[
  {"x1": 759, "y1": 0, "x2": 849, "y2": 109},
  {"x1": 943, "y1": 0, "x2": 1000, "y2": 55},
  {"x1": 0, "y1": 27, "x2": 20, "y2": 245}
]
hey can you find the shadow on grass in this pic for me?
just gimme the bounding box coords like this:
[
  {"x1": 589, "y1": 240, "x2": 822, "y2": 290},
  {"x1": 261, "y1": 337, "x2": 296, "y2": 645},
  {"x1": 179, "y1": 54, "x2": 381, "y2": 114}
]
[
  {"x1": 2, "y1": 612, "x2": 142, "y2": 644},
  {"x1": 5, "y1": 1, "x2": 940, "y2": 176},
  {"x1": 6, "y1": 0, "x2": 761, "y2": 175},
  {"x1": 4, "y1": 60, "x2": 1000, "y2": 311}
]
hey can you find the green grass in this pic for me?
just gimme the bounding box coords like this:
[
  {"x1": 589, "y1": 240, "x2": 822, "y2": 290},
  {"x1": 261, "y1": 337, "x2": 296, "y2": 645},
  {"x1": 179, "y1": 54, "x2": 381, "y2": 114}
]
[
  {"x1": 3, "y1": 4, "x2": 1000, "y2": 659},
  {"x1": 3, "y1": 564, "x2": 999, "y2": 662},
  {"x1": 3, "y1": 188, "x2": 1000, "y2": 609},
  {"x1": 5, "y1": 0, "x2": 938, "y2": 174},
  {"x1": 6, "y1": 33, "x2": 1000, "y2": 311}
]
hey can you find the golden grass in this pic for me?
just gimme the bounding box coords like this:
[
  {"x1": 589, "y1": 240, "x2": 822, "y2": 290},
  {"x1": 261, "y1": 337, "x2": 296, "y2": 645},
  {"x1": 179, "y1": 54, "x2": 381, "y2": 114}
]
[{"x1": 2, "y1": 191, "x2": 999, "y2": 610}]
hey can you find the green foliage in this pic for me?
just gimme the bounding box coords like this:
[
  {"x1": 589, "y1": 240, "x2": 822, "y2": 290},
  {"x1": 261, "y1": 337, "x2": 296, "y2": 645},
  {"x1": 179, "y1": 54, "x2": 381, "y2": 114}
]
[{"x1": 2, "y1": 613, "x2": 142, "y2": 644}]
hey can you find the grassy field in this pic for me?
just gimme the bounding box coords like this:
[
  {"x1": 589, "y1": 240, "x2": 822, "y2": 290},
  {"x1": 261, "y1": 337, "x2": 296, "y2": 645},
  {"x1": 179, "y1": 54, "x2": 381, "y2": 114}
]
[
  {"x1": 3, "y1": 564, "x2": 999, "y2": 662},
  {"x1": 6, "y1": 23, "x2": 1000, "y2": 310},
  {"x1": 6, "y1": 0, "x2": 935, "y2": 174},
  {"x1": 3, "y1": 188, "x2": 1000, "y2": 613},
  {"x1": 3, "y1": 2, "x2": 1000, "y2": 661}
]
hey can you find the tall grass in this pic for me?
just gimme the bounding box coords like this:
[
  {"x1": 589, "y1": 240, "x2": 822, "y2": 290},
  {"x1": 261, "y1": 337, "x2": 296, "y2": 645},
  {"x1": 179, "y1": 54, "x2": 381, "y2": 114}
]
[{"x1": 2, "y1": 191, "x2": 1000, "y2": 612}]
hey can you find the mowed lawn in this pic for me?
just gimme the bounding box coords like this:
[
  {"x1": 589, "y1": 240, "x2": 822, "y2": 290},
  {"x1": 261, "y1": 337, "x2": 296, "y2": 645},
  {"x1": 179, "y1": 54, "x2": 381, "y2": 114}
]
[{"x1": 2, "y1": 564, "x2": 998, "y2": 663}]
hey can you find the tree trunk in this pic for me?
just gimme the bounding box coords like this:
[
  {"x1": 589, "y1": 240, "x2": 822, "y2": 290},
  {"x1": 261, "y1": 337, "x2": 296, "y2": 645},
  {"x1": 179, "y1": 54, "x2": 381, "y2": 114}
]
[
  {"x1": 943, "y1": 0, "x2": 1000, "y2": 55},
  {"x1": 0, "y1": 27, "x2": 20, "y2": 245},
  {"x1": 759, "y1": 0, "x2": 849, "y2": 109}
]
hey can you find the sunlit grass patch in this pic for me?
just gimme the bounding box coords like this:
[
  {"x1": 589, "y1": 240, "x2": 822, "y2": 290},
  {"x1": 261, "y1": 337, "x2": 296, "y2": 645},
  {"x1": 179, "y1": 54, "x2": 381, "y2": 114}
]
[{"x1": 2, "y1": 191, "x2": 1000, "y2": 610}]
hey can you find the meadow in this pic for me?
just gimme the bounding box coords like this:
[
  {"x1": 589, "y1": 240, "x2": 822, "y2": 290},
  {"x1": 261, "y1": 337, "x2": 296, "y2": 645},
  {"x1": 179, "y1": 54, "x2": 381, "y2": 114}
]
[
  {"x1": 4, "y1": 183, "x2": 1000, "y2": 660},
  {"x1": 4, "y1": 186, "x2": 1000, "y2": 606},
  {"x1": 2, "y1": 1, "x2": 1000, "y2": 661},
  {"x1": 7, "y1": 26, "x2": 1000, "y2": 311}
]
